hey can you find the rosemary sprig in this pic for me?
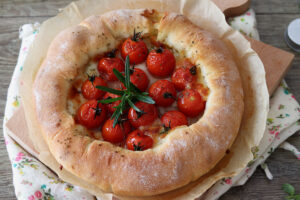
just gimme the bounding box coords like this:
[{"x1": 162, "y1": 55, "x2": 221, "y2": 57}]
[{"x1": 96, "y1": 55, "x2": 155, "y2": 127}]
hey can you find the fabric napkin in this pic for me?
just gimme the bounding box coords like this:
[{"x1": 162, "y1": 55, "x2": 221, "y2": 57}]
[{"x1": 3, "y1": 9, "x2": 300, "y2": 200}]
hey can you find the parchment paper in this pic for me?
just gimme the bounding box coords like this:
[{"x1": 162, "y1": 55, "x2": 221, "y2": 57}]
[{"x1": 19, "y1": 0, "x2": 269, "y2": 199}]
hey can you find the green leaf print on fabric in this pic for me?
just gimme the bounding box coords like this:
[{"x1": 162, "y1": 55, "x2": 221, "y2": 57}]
[
  {"x1": 267, "y1": 118, "x2": 274, "y2": 125},
  {"x1": 279, "y1": 104, "x2": 285, "y2": 110},
  {"x1": 42, "y1": 188, "x2": 55, "y2": 200},
  {"x1": 12, "y1": 96, "x2": 20, "y2": 107},
  {"x1": 276, "y1": 114, "x2": 285, "y2": 119},
  {"x1": 247, "y1": 146, "x2": 260, "y2": 167},
  {"x1": 42, "y1": 172, "x2": 64, "y2": 184},
  {"x1": 13, "y1": 153, "x2": 39, "y2": 175},
  {"x1": 280, "y1": 82, "x2": 291, "y2": 95},
  {"x1": 268, "y1": 147, "x2": 274, "y2": 154}
]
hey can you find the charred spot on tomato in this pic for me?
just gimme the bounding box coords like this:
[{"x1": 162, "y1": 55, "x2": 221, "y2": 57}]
[
  {"x1": 189, "y1": 66, "x2": 197, "y2": 75},
  {"x1": 133, "y1": 142, "x2": 144, "y2": 151},
  {"x1": 163, "y1": 92, "x2": 176, "y2": 100},
  {"x1": 155, "y1": 47, "x2": 164, "y2": 53}
]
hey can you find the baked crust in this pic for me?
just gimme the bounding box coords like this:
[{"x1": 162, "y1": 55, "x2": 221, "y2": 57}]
[{"x1": 33, "y1": 9, "x2": 244, "y2": 196}]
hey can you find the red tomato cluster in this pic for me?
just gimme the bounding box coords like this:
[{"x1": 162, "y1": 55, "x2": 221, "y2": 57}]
[{"x1": 76, "y1": 31, "x2": 206, "y2": 151}]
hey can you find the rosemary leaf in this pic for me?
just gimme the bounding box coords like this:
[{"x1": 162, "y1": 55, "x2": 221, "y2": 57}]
[
  {"x1": 96, "y1": 86, "x2": 124, "y2": 95},
  {"x1": 113, "y1": 69, "x2": 126, "y2": 85},
  {"x1": 113, "y1": 67, "x2": 140, "y2": 92},
  {"x1": 113, "y1": 109, "x2": 121, "y2": 128},
  {"x1": 119, "y1": 95, "x2": 127, "y2": 114},
  {"x1": 98, "y1": 97, "x2": 122, "y2": 104},
  {"x1": 135, "y1": 94, "x2": 155, "y2": 104},
  {"x1": 128, "y1": 99, "x2": 142, "y2": 113},
  {"x1": 125, "y1": 56, "x2": 131, "y2": 90}
]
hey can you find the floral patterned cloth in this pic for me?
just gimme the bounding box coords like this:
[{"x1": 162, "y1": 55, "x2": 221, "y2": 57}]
[{"x1": 2, "y1": 9, "x2": 300, "y2": 200}]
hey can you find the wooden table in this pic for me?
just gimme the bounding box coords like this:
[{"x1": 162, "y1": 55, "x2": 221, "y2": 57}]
[{"x1": 0, "y1": 0, "x2": 299, "y2": 199}]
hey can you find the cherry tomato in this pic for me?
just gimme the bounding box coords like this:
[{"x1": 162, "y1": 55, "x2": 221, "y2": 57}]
[
  {"x1": 121, "y1": 68, "x2": 149, "y2": 91},
  {"x1": 149, "y1": 80, "x2": 177, "y2": 107},
  {"x1": 81, "y1": 76, "x2": 107, "y2": 100},
  {"x1": 146, "y1": 47, "x2": 175, "y2": 77},
  {"x1": 171, "y1": 61, "x2": 197, "y2": 91},
  {"x1": 177, "y1": 89, "x2": 205, "y2": 117},
  {"x1": 121, "y1": 31, "x2": 148, "y2": 64},
  {"x1": 103, "y1": 92, "x2": 121, "y2": 114},
  {"x1": 102, "y1": 118, "x2": 131, "y2": 143},
  {"x1": 98, "y1": 57, "x2": 125, "y2": 81},
  {"x1": 161, "y1": 110, "x2": 188, "y2": 130},
  {"x1": 128, "y1": 102, "x2": 158, "y2": 128},
  {"x1": 77, "y1": 100, "x2": 106, "y2": 129},
  {"x1": 126, "y1": 130, "x2": 153, "y2": 151}
]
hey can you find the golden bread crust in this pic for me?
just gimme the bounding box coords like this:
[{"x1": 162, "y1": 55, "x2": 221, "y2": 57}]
[{"x1": 33, "y1": 9, "x2": 244, "y2": 196}]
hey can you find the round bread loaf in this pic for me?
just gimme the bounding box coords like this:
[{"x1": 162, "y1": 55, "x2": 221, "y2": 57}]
[{"x1": 33, "y1": 9, "x2": 244, "y2": 196}]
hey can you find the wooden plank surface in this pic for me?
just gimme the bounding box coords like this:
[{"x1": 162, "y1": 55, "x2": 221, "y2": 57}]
[{"x1": 0, "y1": 0, "x2": 299, "y2": 199}]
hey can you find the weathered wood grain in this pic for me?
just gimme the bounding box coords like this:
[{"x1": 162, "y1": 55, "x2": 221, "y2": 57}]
[
  {"x1": 0, "y1": 0, "x2": 71, "y2": 17},
  {"x1": 0, "y1": 0, "x2": 300, "y2": 17},
  {"x1": 252, "y1": 0, "x2": 300, "y2": 14},
  {"x1": 0, "y1": 0, "x2": 299, "y2": 199},
  {"x1": 255, "y1": 13, "x2": 300, "y2": 100}
]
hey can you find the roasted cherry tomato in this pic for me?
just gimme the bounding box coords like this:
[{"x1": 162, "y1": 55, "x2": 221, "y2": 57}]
[
  {"x1": 77, "y1": 100, "x2": 106, "y2": 129},
  {"x1": 121, "y1": 68, "x2": 149, "y2": 91},
  {"x1": 128, "y1": 101, "x2": 158, "y2": 128},
  {"x1": 146, "y1": 47, "x2": 175, "y2": 77},
  {"x1": 103, "y1": 92, "x2": 121, "y2": 114},
  {"x1": 97, "y1": 57, "x2": 125, "y2": 81},
  {"x1": 171, "y1": 61, "x2": 197, "y2": 91},
  {"x1": 126, "y1": 130, "x2": 153, "y2": 151},
  {"x1": 177, "y1": 89, "x2": 205, "y2": 117},
  {"x1": 121, "y1": 31, "x2": 148, "y2": 64},
  {"x1": 161, "y1": 110, "x2": 188, "y2": 130},
  {"x1": 102, "y1": 118, "x2": 131, "y2": 143},
  {"x1": 81, "y1": 76, "x2": 107, "y2": 100},
  {"x1": 149, "y1": 80, "x2": 177, "y2": 107}
]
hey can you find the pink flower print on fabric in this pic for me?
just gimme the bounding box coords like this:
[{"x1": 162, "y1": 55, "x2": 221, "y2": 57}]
[
  {"x1": 28, "y1": 195, "x2": 35, "y2": 200},
  {"x1": 224, "y1": 178, "x2": 232, "y2": 185},
  {"x1": 4, "y1": 137, "x2": 9, "y2": 145},
  {"x1": 246, "y1": 12, "x2": 251, "y2": 16},
  {"x1": 34, "y1": 190, "x2": 43, "y2": 198},
  {"x1": 245, "y1": 167, "x2": 250, "y2": 173},
  {"x1": 15, "y1": 152, "x2": 24, "y2": 161}
]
